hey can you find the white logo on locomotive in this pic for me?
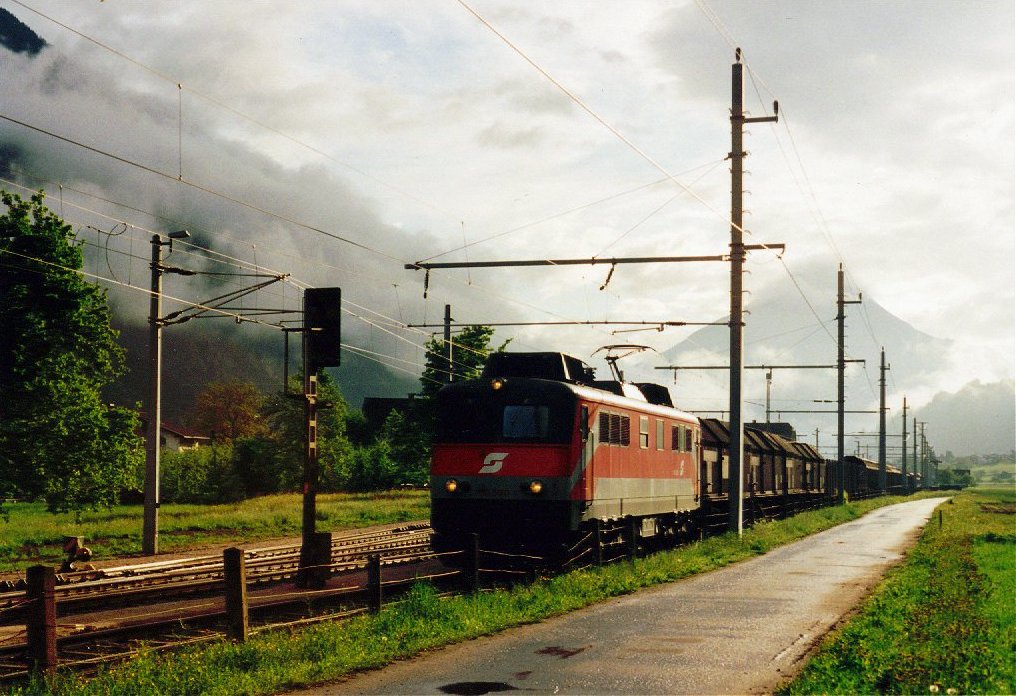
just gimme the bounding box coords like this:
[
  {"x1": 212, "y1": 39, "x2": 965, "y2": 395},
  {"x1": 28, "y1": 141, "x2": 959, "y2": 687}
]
[{"x1": 479, "y1": 452, "x2": 509, "y2": 474}]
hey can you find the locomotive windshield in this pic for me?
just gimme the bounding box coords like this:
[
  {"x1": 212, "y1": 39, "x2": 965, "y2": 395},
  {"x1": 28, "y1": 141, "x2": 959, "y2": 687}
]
[{"x1": 435, "y1": 385, "x2": 574, "y2": 444}]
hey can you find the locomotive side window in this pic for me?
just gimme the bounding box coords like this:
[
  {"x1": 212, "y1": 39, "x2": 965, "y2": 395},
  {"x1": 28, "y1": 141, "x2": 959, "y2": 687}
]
[
  {"x1": 656, "y1": 419, "x2": 664, "y2": 450},
  {"x1": 502, "y1": 405, "x2": 549, "y2": 439},
  {"x1": 639, "y1": 416, "x2": 649, "y2": 449}
]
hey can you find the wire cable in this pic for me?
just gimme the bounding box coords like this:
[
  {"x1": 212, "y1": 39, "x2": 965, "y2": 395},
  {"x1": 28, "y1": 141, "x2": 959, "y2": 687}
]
[{"x1": 456, "y1": 0, "x2": 746, "y2": 236}]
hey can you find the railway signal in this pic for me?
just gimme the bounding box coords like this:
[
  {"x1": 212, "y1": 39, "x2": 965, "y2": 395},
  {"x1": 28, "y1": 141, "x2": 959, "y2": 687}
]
[
  {"x1": 298, "y1": 287, "x2": 342, "y2": 586},
  {"x1": 304, "y1": 286, "x2": 342, "y2": 371}
]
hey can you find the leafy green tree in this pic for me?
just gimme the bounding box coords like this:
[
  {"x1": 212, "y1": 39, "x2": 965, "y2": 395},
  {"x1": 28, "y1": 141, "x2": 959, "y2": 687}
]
[
  {"x1": 379, "y1": 409, "x2": 430, "y2": 486},
  {"x1": 160, "y1": 442, "x2": 240, "y2": 503},
  {"x1": 346, "y1": 440, "x2": 398, "y2": 492},
  {"x1": 0, "y1": 191, "x2": 143, "y2": 513},
  {"x1": 367, "y1": 325, "x2": 507, "y2": 489},
  {"x1": 260, "y1": 372, "x2": 350, "y2": 492},
  {"x1": 420, "y1": 325, "x2": 506, "y2": 399}
]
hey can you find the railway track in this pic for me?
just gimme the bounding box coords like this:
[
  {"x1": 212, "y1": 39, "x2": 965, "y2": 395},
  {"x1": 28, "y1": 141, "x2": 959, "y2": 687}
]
[
  {"x1": 0, "y1": 523, "x2": 432, "y2": 609},
  {"x1": 0, "y1": 523, "x2": 441, "y2": 681}
]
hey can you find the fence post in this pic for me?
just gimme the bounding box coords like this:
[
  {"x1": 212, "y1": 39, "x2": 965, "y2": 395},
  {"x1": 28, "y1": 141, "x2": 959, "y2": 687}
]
[
  {"x1": 464, "y1": 533, "x2": 480, "y2": 593},
  {"x1": 367, "y1": 554, "x2": 382, "y2": 613},
  {"x1": 25, "y1": 565, "x2": 57, "y2": 673},
  {"x1": 223, "y1": 547, "x2": 248, "y2": 642},
  {"x1": 594, "y1": 519, "x2": 604, "y2": 566},
  {"x1": 627, "y1": 517, "x2": 639, "y2": 561}
]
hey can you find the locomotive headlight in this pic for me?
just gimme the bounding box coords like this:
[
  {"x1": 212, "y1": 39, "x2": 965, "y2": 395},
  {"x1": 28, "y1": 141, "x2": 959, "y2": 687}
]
[
  {"x1": 490, "y1": 378, "x2": 505, "y2": 391},
  {"x1": 445, "y1": 478, "x2": 459, "y2": 493},
  {"x1": 528, "y1": 479, "x2": 543, "y2": 495}
]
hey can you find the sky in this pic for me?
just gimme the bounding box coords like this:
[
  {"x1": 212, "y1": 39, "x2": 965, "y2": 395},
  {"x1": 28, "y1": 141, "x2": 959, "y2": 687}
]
[{"x1": 0, "y1": 0, "x2": 1013, "y2": 450}]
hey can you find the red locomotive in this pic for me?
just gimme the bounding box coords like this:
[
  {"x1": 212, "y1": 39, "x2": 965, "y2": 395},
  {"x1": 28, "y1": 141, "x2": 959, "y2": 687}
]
[
  {"x1": 430, "y1": 352, "x2": 700, "y2": 555},
  {"x1": 429, "y1": 351, "x2": 910, "y2": 557}
]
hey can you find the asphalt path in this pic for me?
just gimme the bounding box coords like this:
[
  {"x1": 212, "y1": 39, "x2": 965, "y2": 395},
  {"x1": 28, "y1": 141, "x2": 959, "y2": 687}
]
[{"x1": 297, "y1": 497, "x2": 948, "y2": 695}]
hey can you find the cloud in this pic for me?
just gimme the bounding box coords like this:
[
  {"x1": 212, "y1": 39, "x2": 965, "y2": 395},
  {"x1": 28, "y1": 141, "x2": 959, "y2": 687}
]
[{"x1": 0, "y1": 0, "x2": 1011, "y2": 422}]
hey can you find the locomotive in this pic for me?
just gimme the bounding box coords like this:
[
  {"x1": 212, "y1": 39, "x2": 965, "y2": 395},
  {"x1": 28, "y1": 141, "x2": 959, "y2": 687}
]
[{"x1": 429, "y1": 351, "x2": 905, "y2": 556}]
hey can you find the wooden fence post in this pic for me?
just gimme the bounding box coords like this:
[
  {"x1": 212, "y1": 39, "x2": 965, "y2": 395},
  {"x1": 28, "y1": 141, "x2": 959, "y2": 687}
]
[
  {"x1": 25, "y1": 565, "x2": 57, "y2": 673},
  {"x1": 594, "y1": 519, "x2": 604, "y2": 566},
  {"x1": 223, "y1": 547, "x2": 248, "y2": 642},
  {"x1": 627, "y1": 518, "x2": 639, "y2": 561},
  {"x1": 310, "y1": 531, "x2": 332, "y2": 589},
  {"x1": 464, "y1": 534, "x2": 480, "y2": 593},
  {"x1": 367, "y1": 554, "x2": 382, "y2": 613}
]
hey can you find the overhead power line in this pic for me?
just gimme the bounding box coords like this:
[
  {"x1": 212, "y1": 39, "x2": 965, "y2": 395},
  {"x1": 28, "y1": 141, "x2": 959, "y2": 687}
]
[
  {"x1": 456, "y1": 0, "x2": 746, "y2": 236},
  {"x1": 7, "y1": 0, "x2": 461, "y2": 225}
]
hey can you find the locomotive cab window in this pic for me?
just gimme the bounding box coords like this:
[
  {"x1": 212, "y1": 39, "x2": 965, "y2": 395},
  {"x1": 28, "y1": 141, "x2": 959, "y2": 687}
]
[
  {"x1": 502, "y1": 405, "x2": 549, "y2": 439},
  {"x1": 435, "y1": 386, "x2": 572, "y2": 444}
]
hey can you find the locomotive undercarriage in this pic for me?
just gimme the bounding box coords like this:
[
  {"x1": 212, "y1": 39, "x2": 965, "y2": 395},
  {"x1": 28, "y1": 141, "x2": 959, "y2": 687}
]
[{"x1": 431, "y1": 498, "x2": 699, "y2": 566}]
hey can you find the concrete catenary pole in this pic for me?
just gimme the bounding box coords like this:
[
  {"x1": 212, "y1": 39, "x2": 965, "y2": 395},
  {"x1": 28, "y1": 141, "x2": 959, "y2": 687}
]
[
  {"x1": 444, "y1": 304, "x2": 453, "y2": 383},
  {"x1": 727, "y1": 50, "x2": 777, "y2": 533},
  {"x1": 836, "y1": 264, "x2": 862, "y2": 502},
  {"x1": 901, "y1": 397, "x2": 908, "y2": 488},
  {"x1": 728, "y1": 56, "x2": 747, "y2": 534},
  {"x1": 878, "y1": 348, "x2": 889, "y2": 493},
  {"x1": 143, "y1": 235, "x2": 165, "y2": 556},
  {"x1": 914, "y1": 417, "x2": 919, "y2": 488}
]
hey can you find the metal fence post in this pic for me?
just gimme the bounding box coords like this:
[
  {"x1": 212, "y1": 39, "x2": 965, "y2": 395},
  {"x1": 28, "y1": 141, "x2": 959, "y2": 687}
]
[
  {"x1": 223, "y1": 547, "x2": 248, "y2": 642},
  {"x1": 25, "y1": 565, "x2": 57, "y2": 673},
  {"x1": 367, "y1": 554, "x2": 382, "y2": 613}
]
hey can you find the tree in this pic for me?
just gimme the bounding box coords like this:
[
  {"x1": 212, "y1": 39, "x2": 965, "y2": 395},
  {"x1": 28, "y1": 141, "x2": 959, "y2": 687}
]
[
  {"x1": 260, "y1": 372, "x2": 350, "y2": 492},
  {"x1": 420, "y1": 325, "x2": 507, "y2": 399},
  {"x1": 0, "y1": 191, "x2": 142, "y2": 513},
  {"x1": 367, "y1": 325, "x2": 507, "y2": 488},
  {"x1": 187, "y1": 380, "x2": 268, "y2": 441}
]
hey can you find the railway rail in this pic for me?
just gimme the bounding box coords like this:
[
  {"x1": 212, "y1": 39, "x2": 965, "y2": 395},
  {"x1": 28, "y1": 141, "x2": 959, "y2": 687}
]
[
  {"x1": 0, "y1": 523, "x2": 432, "y2": 609},
  {"x1": 0, "y1": 523, "x2": 440, "y2": 681}
]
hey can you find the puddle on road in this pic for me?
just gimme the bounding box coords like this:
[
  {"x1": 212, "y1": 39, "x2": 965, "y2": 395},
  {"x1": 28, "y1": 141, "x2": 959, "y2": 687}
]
[
  {"x1": 536, "y1": 645, "x2": 586, "y2": 659},
  {"x1": 438, "y1": 682, "x2": 517, "y2": 695}
]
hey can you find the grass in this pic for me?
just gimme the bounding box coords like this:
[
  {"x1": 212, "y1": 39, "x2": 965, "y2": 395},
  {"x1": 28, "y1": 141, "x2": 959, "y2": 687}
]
[
  {"x1": 779, "y1": 486, "x2": 1015, "y2": 695},
  {"x1": 13, "y1": 491, "x2": 948, "y2": 695},
  {"x1": 0, "y1": 491, "x2": 430, "y2": 573}
]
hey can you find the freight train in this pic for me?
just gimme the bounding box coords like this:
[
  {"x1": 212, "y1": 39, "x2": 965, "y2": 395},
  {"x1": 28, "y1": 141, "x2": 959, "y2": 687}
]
[{"x1": 430, "y1": 352, "x2": 911, "y2": 556}]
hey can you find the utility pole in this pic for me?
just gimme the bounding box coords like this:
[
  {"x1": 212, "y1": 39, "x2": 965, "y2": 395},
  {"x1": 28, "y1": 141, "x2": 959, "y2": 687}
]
[
  {"x1": 765, "y1": 368, "x2": 773, "y2": 423},
  {"x1": 920, "y1": 425, "x2": 932, "y2": 486},
  {"x1": 141, "y1": 232, "x2": 286, "y2": 557},
  {"x1": 814, "y1": 428, "x2": 820, "y2": 449},
  {"x1": 836, "y1": 264, "x2": 862, "y2": 502},
  {"x1": 143, "y1": 235, "x2": 166, "y2": 556},
  {"x1": 914, "y1": 417, "x2": 919, "y2": 488},
  {"x1": 444, "y1": 304, "x2": 454, "y2": 383},
  {"x1": 728, "y1": 49, "x2": 778, "y2": 534},
  {"x1": 901, "y1": 397, "x2": 908, "y2": 488},
  {"x1": 878, "y1": 348, "x2": 889, "y2": 494}
]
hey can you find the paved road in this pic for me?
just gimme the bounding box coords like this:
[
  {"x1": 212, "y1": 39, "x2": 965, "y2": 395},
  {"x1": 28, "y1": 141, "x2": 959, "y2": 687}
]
[{"x1": 298, "y1": 497, "x2": 947, "y2": 695}]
